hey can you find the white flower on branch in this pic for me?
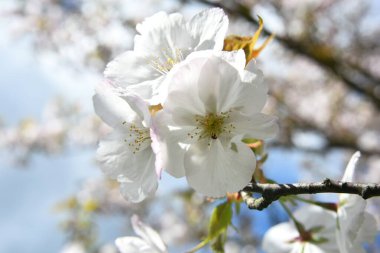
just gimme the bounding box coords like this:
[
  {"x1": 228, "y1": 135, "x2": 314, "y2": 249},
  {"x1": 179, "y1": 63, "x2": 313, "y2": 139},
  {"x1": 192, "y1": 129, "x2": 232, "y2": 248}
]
[
  {"x1": 93, "y1": 85, "x2": 158, "y2": 203},
  {"x1": 336, "y1": 151, "x2": 378, "y2": 253},
  {"x1": 116, "y1": 215, "x2": 167, "y2": 253},
  {"x1": 262, "y1": 152, "x2": 378, "y2": 253},
  {"x1": 152, "y1": 51, "x2": 278, "y2": 197},
  {"x1": 262, "y1": 205, "x2": 339, "y2": 253},
  {"x1": 104, "y1": 8, "x2": 228, "y2": 104}
]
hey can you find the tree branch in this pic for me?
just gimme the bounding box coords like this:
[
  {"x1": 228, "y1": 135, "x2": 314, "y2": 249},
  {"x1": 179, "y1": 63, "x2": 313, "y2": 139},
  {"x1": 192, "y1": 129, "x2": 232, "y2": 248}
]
[
  {"x1": 240, "y1": 179, "x2": 380, "y2": 210},
  {"x1": 188, "y1": 0, "x2": 380, "y2": 109}
]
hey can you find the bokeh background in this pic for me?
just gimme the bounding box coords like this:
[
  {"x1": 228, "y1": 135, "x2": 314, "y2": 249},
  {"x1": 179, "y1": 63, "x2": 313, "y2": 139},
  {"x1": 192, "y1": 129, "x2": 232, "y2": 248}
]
[{"x1": 1, "y1": 0, "x2": 380, "y2": 252}]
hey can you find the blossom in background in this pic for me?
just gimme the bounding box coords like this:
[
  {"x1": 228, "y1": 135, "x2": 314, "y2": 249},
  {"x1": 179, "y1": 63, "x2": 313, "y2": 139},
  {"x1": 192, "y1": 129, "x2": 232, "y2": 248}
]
[
  {"x1": 336, "y1": 151, "x2": 378, "y2": 253},
  {"x1": 262, "y1": 152, "x2": 378, "y2": 253},
  {"x1": 153, "y1": 50, "x2": 278, "y2": 197},
  {"x1": 262, "y1": 205, "x2": 339, "y2": 253},
  {"x1": 116, "y1": 215, "x2": 167, "y2": 253},
  {"x1": 93, "y1": 85, "x2": 158, "y2": 203},
  {"x1": 104, "y1": 8, "x2": 228, "y2": 104}
]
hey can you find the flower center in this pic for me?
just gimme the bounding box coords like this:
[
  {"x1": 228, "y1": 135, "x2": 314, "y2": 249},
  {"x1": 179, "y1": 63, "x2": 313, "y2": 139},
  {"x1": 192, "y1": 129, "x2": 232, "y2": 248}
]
[
  {"x1": 188, "y1": 112, "x2": 235, "y2": 141},
  {"x1": 150, "y1": 48, "x2": 184, "y2": 74},
  {"x1": 123, "y1": 122, "x2": 151, "y2": 154}
]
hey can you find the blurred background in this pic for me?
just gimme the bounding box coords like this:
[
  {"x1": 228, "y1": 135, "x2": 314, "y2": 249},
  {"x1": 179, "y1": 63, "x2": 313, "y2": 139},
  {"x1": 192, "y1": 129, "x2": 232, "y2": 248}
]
[{"x1": 1, "y1": 0, "x2": 380, "y2": 252}]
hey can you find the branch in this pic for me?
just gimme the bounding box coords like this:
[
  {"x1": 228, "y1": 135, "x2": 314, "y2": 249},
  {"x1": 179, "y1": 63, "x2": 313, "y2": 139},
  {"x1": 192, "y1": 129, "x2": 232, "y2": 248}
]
[
  {"x1": 240, "y1": 179, "x2": 380, "y2": 210},
  {"x1": 188, "y1": 0, "x2": 380, "y2": 109}
]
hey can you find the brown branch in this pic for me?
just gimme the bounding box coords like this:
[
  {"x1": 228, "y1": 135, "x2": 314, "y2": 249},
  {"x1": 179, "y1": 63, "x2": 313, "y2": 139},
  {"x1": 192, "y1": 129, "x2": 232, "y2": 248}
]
[
  {"x1": 240, "y1": 179, "x2": 380, "y2": 210},
  {"x1": 188, "y1": 0, "x2": 380, "y2": 109}
]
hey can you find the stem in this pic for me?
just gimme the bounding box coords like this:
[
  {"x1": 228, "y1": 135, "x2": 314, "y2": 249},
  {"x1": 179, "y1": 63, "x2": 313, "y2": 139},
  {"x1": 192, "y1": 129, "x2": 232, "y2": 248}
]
[
  {"x1": 279, "y1": 200, "x2": 306, "y2": 236},
  {"x1": 241, "y1": 178, "x2": 380, "y2": 210}
]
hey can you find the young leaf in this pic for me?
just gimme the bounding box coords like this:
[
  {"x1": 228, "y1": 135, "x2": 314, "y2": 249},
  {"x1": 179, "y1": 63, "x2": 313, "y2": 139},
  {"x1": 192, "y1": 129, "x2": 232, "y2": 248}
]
[{"x1": 209, "y1": 201, "x2": 233, "y2": 238}]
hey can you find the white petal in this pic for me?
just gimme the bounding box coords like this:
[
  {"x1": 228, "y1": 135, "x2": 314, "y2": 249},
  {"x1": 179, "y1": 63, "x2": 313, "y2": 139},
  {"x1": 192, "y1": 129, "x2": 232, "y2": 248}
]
[
  {"x1": 151, "y1": 111, "x2": 188, "y2": 178},
  {"x1": 337, "y1": 194, "x2": 377, "y2": 252},
  {"x1": 231, "y1": 112, "x2": 279, "y2": 140},
  {"x1": 341, "y1": 151, "x2": 361, "y2": 182},
  {"x1": 123, "y1": 94, "x2": 152, "y2": 127},
  {"x1": 93, "y1": 85, "x2": 138, "y2": 128},
  {"x1": 185, "y1": 50, "x2": 246, "y2": 71},
  {"x1": 163, "y1": 57, "x2": 207, "y2": 116},
  {"x1": 115, "y1": 236, "x2": 157, "y2": 253},
  {"x1": 196, "y1": 54, "x2": 241, "y2": 113},
  {"x1": 184, "y1": 139, "x2": 256, "y2": 197},
  {"x1": 294, "y1": 205, "x2": 336, "y2": 231},
  {"x1": 131, "y1": 215, "x2": 167, "y2": 253},
  {"x1": 97, "y1": 132, "x2": 135, "y2": 178},
  {"x1": 192, "y1": 54, "x2": 268, "y2": 114},
  {"x1": 118, "y1": 149, "x2": 158, "y2": 203},
  {"x1": 104, "y1": 51, "x2": 160, "y2": 88},
  {"x1": 243, "y1": 59, "x2": 265, "y2": 86},
  {"x1": 356, "y1": 212, "x2": 378, "y2": 243},
  {"x1": 188, "y1": 8, "x2": 228, "y2": 51},
  {"x1": 97, "y1": 130, "x2": 158, "y2": 203},
  {"x1": 135, "y1": 12, "x2": 194, "y2": 56},
  {"x1": 262, "y1": 222, "x2": 299, "y2": 253}
]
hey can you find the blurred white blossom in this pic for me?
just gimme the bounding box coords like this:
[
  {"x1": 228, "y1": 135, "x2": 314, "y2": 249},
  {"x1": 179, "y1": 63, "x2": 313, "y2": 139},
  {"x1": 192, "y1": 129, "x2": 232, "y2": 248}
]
[{"x1": 116, "y1": 215, "x2": 167, "y2": 253}]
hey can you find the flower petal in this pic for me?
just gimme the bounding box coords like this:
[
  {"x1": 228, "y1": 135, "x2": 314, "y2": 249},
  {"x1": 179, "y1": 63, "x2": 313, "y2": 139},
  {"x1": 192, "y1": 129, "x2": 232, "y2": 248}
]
[
  {"x1": 151, "y1": 111, "x2": 188, "y2": 178},
  {"x1": 104, "y1": 51, "x2": 160, "y2": 89},
  {"x1": 184, "y1": 139, "x2": 256, "y2": 197},
  {"x1": 262, "y1": 223, "x2": 299, "y2": 253},
  {"x1": 191, "y1": 53, "x2": 268, "y2": 114},
  {"x1": 163, "y1": 57, "x2": 207, "y2": 116},
  {"x1": 134, "y1": 12, "x2": 193, "y2": 57},
  {"x1": 341, "y1": 151, "x2": 361, "y2": 182},
  {"x1": 124, "y1": 94, "x2": 152, "y2": 128},
  {"x1": 131, "y1": 215, "x2": 167, "y2": 253},
  {"x1": 115, "y1": 236, "x2": 155, "y2": 253},
  {"x1": 118, "y1": 149, "x2": 158, "y2": 203},
  {"x1": 230, "y1": 112, "x2": 278, "y2": 140},
  {"x1": 188, "y1": 8, "x2": 228, "y2": 51},
  {"x1": 93, "y1": 85, "x2": 139, "y2": 128},
  {"x1": 97, "y1": 131, "x2": 157, "y2": 203},
  {"x1": 243, "y1": 59, "x2": 265, "y2": 86}
]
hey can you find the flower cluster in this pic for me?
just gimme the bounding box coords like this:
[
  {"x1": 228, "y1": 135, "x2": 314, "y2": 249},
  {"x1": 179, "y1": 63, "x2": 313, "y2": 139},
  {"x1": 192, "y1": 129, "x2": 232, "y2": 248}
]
[
  {"x1": 262, "y1": 152, "x2": 377, "y2": 253},
  {"x1": 93, "y1": 8, "x2": 278, "y2": 202}
]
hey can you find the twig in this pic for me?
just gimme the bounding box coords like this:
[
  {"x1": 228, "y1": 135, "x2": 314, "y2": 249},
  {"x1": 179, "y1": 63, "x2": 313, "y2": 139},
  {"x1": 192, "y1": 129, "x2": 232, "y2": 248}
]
[
  {"x1": 240, "y1": 179, "x2": 380, "y2": 210},
  {"x1": 187, "y1": 0, "x2": 380, "y2": 109}
]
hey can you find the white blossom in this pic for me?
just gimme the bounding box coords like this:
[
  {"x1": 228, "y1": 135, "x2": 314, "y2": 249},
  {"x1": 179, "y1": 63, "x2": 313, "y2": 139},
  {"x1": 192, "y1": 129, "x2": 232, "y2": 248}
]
[
  {"x1": 262, "y1": 152, "x2": 378, "y2": 253},
  {"x1": 152, "y1": 50, "x2": 278, "y2": 197},
  {"x1": 104, "y1": 8, "x2": 228, "y2": 104},
  {"x1": 93, "y1": 84, "x2": 158, "y2": 203},
  {"x1": 336, "y1": 151, "x2": 378, "y2": 253},
  {"x1": 262, "y1": 205, "x2": 339, "y2": 253},
  {"x1": 115, "y1": 215, "x2": 167, "y2": 253}
]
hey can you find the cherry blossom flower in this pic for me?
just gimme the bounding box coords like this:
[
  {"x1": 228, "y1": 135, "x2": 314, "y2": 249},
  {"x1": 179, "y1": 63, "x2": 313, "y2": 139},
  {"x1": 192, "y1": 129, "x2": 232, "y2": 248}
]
[
  {"x1": 336, "y1": 151, "x2": 378, "y2": 253},
  {"x1": 262, "y1": 205, "x2": 339, "y2": 253},
  {"x1": 262, "y1": 152, "x2": 378, "y2": 253},
  {"x1": 93, "y1": 85, "x2": 158, "y2": 203},
  {"x1": 115, "y1": 215, "x2": 167, "y2": 253},
  {"x1": 104, "y1": 8, "x2": 228, "y2": 104},
  {"x1": 152, "y1": 51, "x2": 278, "y2": 197}
]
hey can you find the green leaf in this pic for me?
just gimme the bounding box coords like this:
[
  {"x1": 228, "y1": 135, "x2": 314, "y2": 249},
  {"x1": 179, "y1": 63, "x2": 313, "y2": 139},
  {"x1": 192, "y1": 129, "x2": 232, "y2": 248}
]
[
  {"x1": 211, "y1": 232, "x2": 227, "y2": 253},
  {"x1": 209, "y1": 202, "x2": 233, "y2": 238},
  {"x1": 187, "y1": 202, "x2": 233, "y2": 253},
  {"x1": 234, "y1": 202, "x2": 241, "y2": 215},
  {"x1": 260, "y1": 153, "x2": 268, "y2": 163}
]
